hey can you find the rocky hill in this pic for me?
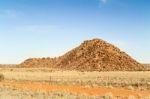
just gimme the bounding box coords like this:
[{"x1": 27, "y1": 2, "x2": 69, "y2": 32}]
[
  {"x1": 18, "y1": 58, "x2": 57, "y2": 68},
  {"x1": 19, "y1": 38, "x2": 144, "y2": 71}
]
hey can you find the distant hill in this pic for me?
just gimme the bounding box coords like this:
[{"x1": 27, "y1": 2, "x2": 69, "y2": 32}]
[
  {"x1": 18, "y1": 58, "x2": 57, "y2": 68},
  {"x1": 0, "y1": 64, "x2": 17, "y2": 68},
  {"x1": 18, "y1": 38, "x2": 145, "y2": 71}
]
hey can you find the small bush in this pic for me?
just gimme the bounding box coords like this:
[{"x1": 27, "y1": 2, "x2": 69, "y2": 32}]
[
  {"x1": 103, "y1": 92, "x2": 113, "y2": 99},
  {"x1": 0, "y1": 74, "x2": 4, "y2": 81}
]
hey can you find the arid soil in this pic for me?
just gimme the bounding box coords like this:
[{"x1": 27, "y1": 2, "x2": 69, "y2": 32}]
[
  {"x1": 19, "y1": 39, "x2": 144, "y2": 71},
  {"x1": 0, "y1": 81, "x2": 150, "y2": 99}
]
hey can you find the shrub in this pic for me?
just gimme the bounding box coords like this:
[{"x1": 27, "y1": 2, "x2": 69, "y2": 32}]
[
  {"x1": 103, "y1": 92, "x2": 113, "y2": 99},
  {"x1": 0, "y1": 74, "x2": 4, "y2": 81}
]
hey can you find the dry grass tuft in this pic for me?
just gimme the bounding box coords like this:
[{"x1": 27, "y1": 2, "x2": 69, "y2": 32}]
[
  {"x1": 0, "y1": 74, "x2": 4, "y2": 81},
  {"x1": 127, "y1": 86, "x2": 134, "y2": 91},
  {"x1": 103, "y1": 92, "x2": 113, "y2": 99},
  {"x1": 128, "y1": 95, "x2": 136, "y2": 99},
  {"x1": 146, "y1": 96, "x2": 150, "y2": 99}
]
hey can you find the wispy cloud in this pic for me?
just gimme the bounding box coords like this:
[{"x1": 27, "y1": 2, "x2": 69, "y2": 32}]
[
  {"x1": 99, "y1": 0, "x2": 107, "y2": 4},
  {"x1": 98, "y1": 0, "x2": 108, "y2": 8},
  {"x1": 0, "y1": 9, "x2": 17, "y2": 17},
  {"x1": 14, "y1": 25, "x2": 60, "y2": 34}
]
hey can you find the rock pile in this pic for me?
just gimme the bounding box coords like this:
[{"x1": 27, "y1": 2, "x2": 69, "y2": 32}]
[
  {"x1": 19, "y1": 38, "x2": 144, "y2": 71},
  {"x1": 18, "y1": 57, "x2": 57, "y2": 68}
]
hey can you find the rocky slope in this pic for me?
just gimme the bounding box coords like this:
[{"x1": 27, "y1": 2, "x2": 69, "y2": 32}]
[
  {"x1": 18, "y1": 58, "x2": 57, "y2": 68},
  {"x1": 19, "y1": 38, "x2": 144, "y2": 71}
]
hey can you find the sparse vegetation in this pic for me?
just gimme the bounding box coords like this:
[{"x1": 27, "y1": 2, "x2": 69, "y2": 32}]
[
  {"x1": 128, "y1": 95, "x2": 136, "y2": 99},
  {"x1": 0, "y1": 68, "x2": 149, "y2": 98},
  {"x1": 0, "y1": 68, "x2": 150, "y2": 89},
  {"x1": 103, "y1": 92, "x2": 113, "y2": 99}
]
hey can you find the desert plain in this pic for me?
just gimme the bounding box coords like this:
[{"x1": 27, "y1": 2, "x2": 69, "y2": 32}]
[{"x1": 0, "y1": 67, "x2": 150, "y2": 99}]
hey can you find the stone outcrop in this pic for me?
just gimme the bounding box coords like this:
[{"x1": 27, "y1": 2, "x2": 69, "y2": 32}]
[{"x1": 19, "y1": 38, "x2": 144, "y2": 71}]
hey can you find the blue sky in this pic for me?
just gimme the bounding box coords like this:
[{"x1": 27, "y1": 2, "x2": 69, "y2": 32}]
[{"x1": 0, "y1": 0, "x2": 149, "y2": 64}]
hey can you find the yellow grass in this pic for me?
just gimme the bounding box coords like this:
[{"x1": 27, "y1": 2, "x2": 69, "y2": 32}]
[
  {"x1": 0, "y1": 68, "x2": 150, "y2": 89},
  {"x1": 0, "y1": 68, "x2": 150, "y2": 99}
]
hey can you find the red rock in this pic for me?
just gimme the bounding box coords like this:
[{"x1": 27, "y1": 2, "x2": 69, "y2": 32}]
[{"x1": 18, "y1": 38, "x2": 145, "y2": 71}]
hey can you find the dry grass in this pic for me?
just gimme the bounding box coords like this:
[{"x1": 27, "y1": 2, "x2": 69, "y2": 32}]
[
  {"x1": 0, "y1": 68, "x2": 150, "y2": 99},
  {"x1": 0, "y1": 87, "x2": 149, "y2": 99},
  {"x1": 0, "y1": 87, "x2": 111, "y2": 99},
  {"x1": 0, "y1": 68, "x2": 150, "y2": 89}
]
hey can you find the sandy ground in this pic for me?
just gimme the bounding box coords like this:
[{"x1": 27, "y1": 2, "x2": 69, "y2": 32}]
[
  {"x1": 0, "y1": 81, "x2": 150, "y2": 98},
  {"x1": 0, "y1": 68, "x2": 150, "y2": 99}
]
